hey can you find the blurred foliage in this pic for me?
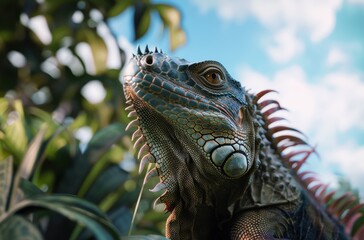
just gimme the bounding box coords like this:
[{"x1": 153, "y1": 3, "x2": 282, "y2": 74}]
[{"x1": 0, "y1": 0, "x2": 185, "y2": 239}]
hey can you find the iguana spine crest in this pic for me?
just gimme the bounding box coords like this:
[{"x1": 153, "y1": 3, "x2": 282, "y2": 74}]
[{"x1": 255, "y1": 89, "x2": 364, "y2": 239}]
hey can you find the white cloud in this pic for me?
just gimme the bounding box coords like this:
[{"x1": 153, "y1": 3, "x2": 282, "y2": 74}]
[
  {"x1": 326, "y1": 47, "x2": 349, "y2": 66},
  {"x1": 267, "y1": 28, "x2": 304, "y2": 63},
  {"x1": 348, "y1": 0, "x2": 364, "y2": 5},
  {"x1": 239, "y1": 66, "x2": 364, "y2": 194},
  {"x1": 241, "y1": 65, "x2": 317, "y2": 131},
  {"x1": 192, "y1": 0, "x2": 250, "y2": 21},
  {"x1": 192, "y1": 0, "x2": 343, "y2": 62},
  {"x1": 250, "y1": 0, "x2": 342, "y2": 42},
  {"x1": 326, "y1": 144, "x2": 364, "y2": 192},
  {"x1": 193, "y1": 0, "x2": 342, "y2": 41}
]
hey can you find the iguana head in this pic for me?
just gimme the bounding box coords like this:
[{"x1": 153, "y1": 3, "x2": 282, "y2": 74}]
[{"x1": 123, "y1": 46, "x2": 259, "y2": 211}]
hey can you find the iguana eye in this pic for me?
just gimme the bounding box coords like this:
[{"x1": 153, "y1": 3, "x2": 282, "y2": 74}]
[
  {"x1": 204, "y1": 71, "x2": 223, "y2": 85},
  {"x1": 201, "y1": 68, "x2": 225, "y2": 87}
]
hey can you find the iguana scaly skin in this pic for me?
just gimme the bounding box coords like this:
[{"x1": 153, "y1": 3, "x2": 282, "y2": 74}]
[{"x1": 123, "y1": 46, "x2": 363, "y2": 240}]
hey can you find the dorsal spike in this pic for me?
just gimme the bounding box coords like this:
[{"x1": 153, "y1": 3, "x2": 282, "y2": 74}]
[
  {"x1": 273, "y1": 135, "x2": 308, "y2": 147},
  {"x1": 268, "y1": 126, "x2": 307, "y2": 139},
  {"x1": 254, "y1": 89, "x2": 277, "y2": 103},
  {"x1": 154, "y1": 46, "x2": 158, "y2": 53},
  {"x1": 255, "y1": 88, "x2": 364, "y2": 237},
  {"x1": 330, "y1": 194, "x2": 356, "y2": 217},
  {"x1": 266, "y1": 117, "x2": 287, "y2": 126},
  {"x1": 262, "y1": 106, "x2": 287, "y2": 117},
  {"x1": 137, "y1": 45, "x2": 142, "y2": 55},
  {"x1": 145, "y1": 45, "x2": 149, "y2": 53},
  {"x1": 342, "y1": 203, "x2": 364, "y2": 225},
  {"x1": 160, "y1": 49, "x2": 163, "y2": 54}
]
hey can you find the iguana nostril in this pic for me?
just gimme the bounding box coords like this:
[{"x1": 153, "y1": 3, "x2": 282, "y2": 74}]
[{"x1": 145, "y1": 55, "x2": 154, "y2": 65}]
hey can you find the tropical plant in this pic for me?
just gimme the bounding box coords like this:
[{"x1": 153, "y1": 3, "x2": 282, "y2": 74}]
[{"x1": 0, "y1": 0, "x2": 185, "y2": 239}]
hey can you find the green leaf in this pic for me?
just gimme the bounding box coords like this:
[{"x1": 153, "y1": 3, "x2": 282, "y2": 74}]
[
  {"x1": 76, "y1": 29, "x2": 108, "y2": 74},
  {"x1": 108, "y1": 0, "x2": 133, "y2": 17},
  {"x1": 133, "y1": 2, "x2": 151, "y2": 40},
  {"x1": 75, "y1": 123, "x2": 126, "y2": 197},
  {"x1": 0, "y1": 156, "x2": 12, "y2": 215},
  {"x1": 9, "y1": 124, "x2": 47, "y2": 208},
  {"x1": 109, "y1": 206, "x2": 132, "y2": 235},
  {"x1": 19, "y1": 178, "x2": 44, "y2": 199},
  {"x1": 2, "y1": 100, "x2": 27, "y2": 160},
  {"x1": 0, "y1": 98, "x2": 8, "y2": 116},
  {"x1": 0, "y1": 215, "x2": 43, "y2": 240},
  {"x1": 154, "y1": 4, "x2": 181, "y2": 29},
  {"x1": 84, "y1": 165, "x2": 129, "y2": 204},
  {"x1": 10, "y1": 195, "x2": 121, "y2": 240},
  {"x1": 86, "y1": 123, "x2": 127, "y2": 164},
  {"x1": 75, "y1": 205, "x2": 132, "y2": 239},
  {"x1": 154, "y1": 4, "x2": 186, "y2": 51},
  {"x1": 36, "y1": 195, "x2": 108, "y2": 220},
  {"x1": 169, "y1": 27, "x2": 186, "y2": 52}
]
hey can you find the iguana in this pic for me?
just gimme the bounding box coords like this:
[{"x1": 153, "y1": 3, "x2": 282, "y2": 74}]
[{"x1": 122, "y1": 46, "x2": 364, "y2": 240}]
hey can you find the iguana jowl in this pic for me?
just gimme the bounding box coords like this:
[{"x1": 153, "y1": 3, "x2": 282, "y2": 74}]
[{"x1": 123, "y1": 46, "x2": 363, "y2": 240}]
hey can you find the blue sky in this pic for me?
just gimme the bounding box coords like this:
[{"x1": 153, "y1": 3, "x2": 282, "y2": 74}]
[{"x1": 109, "y1": 0, "x2": 364, "y2": 196}]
